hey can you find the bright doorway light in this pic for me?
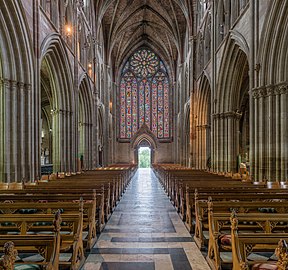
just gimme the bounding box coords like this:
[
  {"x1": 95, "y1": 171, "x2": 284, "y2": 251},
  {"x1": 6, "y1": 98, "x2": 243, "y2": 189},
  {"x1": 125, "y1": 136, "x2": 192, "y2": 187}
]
[{"x1": 138, "y1": 147, "x2": 151, "y2": 168}]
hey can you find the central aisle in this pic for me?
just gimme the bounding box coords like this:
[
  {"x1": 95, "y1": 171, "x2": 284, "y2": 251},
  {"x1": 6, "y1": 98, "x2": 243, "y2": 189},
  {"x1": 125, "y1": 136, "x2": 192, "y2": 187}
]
[{"x1": 83, "y1": 168, "x2": 210, "y2": 270}]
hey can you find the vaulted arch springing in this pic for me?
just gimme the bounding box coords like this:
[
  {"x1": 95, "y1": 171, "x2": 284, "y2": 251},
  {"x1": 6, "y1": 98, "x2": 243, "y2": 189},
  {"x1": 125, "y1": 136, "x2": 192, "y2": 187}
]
[{"x1": 119, "y1": 48, "x2": 171, "y2": 140}]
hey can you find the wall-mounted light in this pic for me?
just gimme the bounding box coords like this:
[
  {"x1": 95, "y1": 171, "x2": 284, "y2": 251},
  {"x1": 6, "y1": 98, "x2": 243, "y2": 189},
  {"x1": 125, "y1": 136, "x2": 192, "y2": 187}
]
[
  {"x1": 88, "y1": 63, "x2": 92, "y2": 69},
  {"x1": 66, "y1": 25, "x2": 72, "y2": 37}
]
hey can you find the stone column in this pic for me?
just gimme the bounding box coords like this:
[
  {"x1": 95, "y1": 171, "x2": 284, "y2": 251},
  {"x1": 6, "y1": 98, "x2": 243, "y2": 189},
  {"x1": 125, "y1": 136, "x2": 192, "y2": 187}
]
[
  {"x1": 213, "y1": 114, "x2": 219, "y2": 172},
  {"x1": 189, "y1": 37, "x2": 196, "y2": 168},
  {"x1": 211, "y1": 1, "x2": 217, "y2": 173},
  {"x1": 249, "y1": 0, "x2": 255, "y2": 181},
  {"x1": 258, "y1": 91, "x2": 265, "y2": 180},
  {"x1": 11, "y1": 81, "x2": 18, "y2": 182},
  {"x1": 3, "y1": 79, "x2": 11, "y2": 182},
  {"x1": 93, "y1": 89, "x2": 99, "y2": 168},
  {"x1": 200, "y1": 125, "x2": 203, "y2": 169},
  {"x1": 51, "y1": 109, "x2": 60, "y2": 172},
  {"x1": 202, "y1": 125, "x2": 208, "y2": 170},
  {"x1": 267, "y1": 89, "x2": 274, "y2": 180},
  {"x1": 235, "y1": 113, "x2": 242, "y2": 172},
  {"x1": 280, "y1": 84, "x2": 288, "y2": 181},
  {"x1": 227, "y1": 114, "x2": 233, "y2": 172},
  {"x1": 103, "y1": 64, "x2": 111, "y2": 166},
  {"x1": 19, "y1": 83, "x2": 26, "y2": 181},
  {"x1": 251, "y1": 89, "x2": 260, "y2": 181},
  {"x1": 219, "y1": 114, "x2": 225, "y2": 172},
  {"x1": 25, "y1": 84, "x2": 33, "y2": 181},
  {"x1": 275, "y1": 89, "x2": 280, "y2": 181},
  {"x1": 0, "y1": 80, "x2": 3, "y2": 181}
]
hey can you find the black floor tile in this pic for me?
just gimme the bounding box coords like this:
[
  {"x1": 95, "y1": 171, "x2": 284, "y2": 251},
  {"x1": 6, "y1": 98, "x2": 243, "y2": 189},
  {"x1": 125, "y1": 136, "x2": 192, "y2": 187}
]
[{"x1": 100, "y1": 262, "x2": 155, "y2": 270}]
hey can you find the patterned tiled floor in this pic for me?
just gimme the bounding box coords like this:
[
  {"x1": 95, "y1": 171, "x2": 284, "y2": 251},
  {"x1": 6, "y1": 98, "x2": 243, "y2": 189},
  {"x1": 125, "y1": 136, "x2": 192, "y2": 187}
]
[{"x1": 82, "y1": 168, "x2": 210, "y2": 270}]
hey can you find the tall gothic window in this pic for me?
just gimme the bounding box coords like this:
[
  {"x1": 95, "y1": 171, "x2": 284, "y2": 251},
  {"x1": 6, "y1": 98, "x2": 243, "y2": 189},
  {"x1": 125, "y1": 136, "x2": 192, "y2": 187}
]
[{"x1": 119, "y1": 48, "x2": 170, "y2": 140}]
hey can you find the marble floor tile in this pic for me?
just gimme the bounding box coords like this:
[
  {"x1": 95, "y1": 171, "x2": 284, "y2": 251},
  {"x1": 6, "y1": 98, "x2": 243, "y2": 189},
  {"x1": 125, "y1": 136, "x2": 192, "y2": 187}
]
[{"x1": 82, "y1": 168, "x2": 211, "y2": 270}]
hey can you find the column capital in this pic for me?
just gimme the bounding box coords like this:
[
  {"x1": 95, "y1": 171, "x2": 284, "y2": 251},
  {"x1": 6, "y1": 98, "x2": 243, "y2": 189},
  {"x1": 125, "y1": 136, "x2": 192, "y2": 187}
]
[
  {"x1": 251, "y1": 82, "x2": 288, "y2": 98},
  {"x1": 213, "y1": 111, "x2": 242, "y2": 120}
]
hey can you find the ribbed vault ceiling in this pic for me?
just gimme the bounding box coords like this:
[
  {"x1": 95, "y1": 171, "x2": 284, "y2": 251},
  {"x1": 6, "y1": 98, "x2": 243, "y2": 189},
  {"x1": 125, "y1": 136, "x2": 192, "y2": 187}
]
[{"x1": 96, "y1": 0, "x2": 193, "y2": 78}]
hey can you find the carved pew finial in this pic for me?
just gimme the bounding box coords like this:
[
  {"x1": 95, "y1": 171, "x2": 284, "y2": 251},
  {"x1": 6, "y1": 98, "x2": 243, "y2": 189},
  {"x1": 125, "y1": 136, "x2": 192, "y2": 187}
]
[
  {"x1": 79, "y1": 197, "x2": 84, "y2": 213},
  {"x1": 194, "y1": 189, "x2": 198, "y2": 200},
  {"x1": 207, "y1": 196, "x2": 213, "y2": 212},
  {"x1": 53, "y1": 210, "x2": 62, "y2": 233},
  {"x1": 230, "y1": 210, "x2": 238, "y2": 231},
  {"x1": 0, "y1": 241, "x2": 18, "y2": 270},
  {"x1": 276, "y1": 239, "x2": 288, "y2": 270}
]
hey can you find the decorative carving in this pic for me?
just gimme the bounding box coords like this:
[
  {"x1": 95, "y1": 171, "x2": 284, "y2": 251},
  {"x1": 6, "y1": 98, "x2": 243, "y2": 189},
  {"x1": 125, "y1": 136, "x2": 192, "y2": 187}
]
[
  {"x1": 53, "y1": 210, "x2": 62, "y2": 233},
  {"x1": 270, "y1": 221, "x2": 279, "y2": 231},
  {"x1": 279, "y1": 84, "x2": 288, "y2": 95},
  {"x1": 10, "y1": 81, "x2": 18, "y2": 91},
  {"x1": 259, "y1": 88, "x2": 267, "y2": 98},
  {"x1": 244, "y1": 244, "x2": 254, "y2": 257},
  {"x1": 230, "y1": 210, "x2": 238, "y2": 230},
  {"x1": 254, "y1": 63, "x2": 261, "y2": 72},
  {"x1": 77, "y1": 0, "x2": 84, "y2": 8},
  {"x1": 256, "y1": 221, "x2": 266, "y2": 231},
  {"x1": 24, "y1": 84, "x2": 32, "y2": 92},
  {"x1": 207, "y1": 196, "x2": 213, "y2": 211},
  {"x1": 266, "y1": 85, "x2": 275, "y2": 96},
  {"x1": 18, "y1": 82, "x2": 25, "y2": 92},
  {"x1": 1, "y1": 79, "x2": 11, "y2": 88},
  {"x1": 36, "y1": 246, "x2": 47, "y2": 258},
  {"x1": 0, "y1": 209, "x2": 17, "y2": 214},
  {"x1": 0, "y1": 241, "x2": 18, "y2": 270},
  {"x1": 276, "y1": 239, "x2": 288, "y2": 270},
  {"x1": 213, "y1": 111, "x2": 242, "y2": 120},
  {"x1": 239, "y1": 260, "x2": 249, "y2": 270},
  {"x1": 251, "y1": 82, "x2": 288, "y2": 99}
]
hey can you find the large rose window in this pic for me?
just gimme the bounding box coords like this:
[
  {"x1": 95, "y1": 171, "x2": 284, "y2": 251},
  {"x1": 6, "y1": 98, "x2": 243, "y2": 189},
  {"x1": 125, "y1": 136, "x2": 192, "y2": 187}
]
[
  {"x1": 119, "y1": 48, "x2": 171, "y2": 140},
  {"x1": 130, "y1": 50, "x2": 159, "y2": 78}
]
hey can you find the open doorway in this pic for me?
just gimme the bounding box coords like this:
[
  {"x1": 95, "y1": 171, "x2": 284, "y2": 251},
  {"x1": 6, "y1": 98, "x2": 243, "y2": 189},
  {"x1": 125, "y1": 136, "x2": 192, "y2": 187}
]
[{"x1": 138, "y1": 147, "x2": 151, "y2": 168}]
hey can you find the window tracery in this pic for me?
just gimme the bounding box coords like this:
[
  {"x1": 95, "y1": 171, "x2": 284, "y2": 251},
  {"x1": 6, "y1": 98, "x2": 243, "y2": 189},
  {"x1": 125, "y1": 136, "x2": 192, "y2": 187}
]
[{"x1": 119, "y1": 48, "x2": 170, "y2": 140}]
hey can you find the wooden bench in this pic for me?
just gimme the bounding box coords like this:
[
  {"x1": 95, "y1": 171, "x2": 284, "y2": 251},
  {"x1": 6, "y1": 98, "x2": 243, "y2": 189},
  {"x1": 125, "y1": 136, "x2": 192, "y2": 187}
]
[
  {"x1": 0, "y1": 210, "x2": 61, "y2": 270},
  {"x1": 230, "y1": 215, "x2": 288, "y2": 270},
  {"x1": 190, "y1": 189, "x2": 288, "y2": 234},
  {"x1": 194, "y1": 196, "x2": 288, "y2": 249},
  {"x1": 0, "y1": 197, "x2": 97, "y2": 250},
  {"x1": 0, "y1": 235, "x2": 60, "y2": 270},
  {"x1": 207, "y1": 205, "x2": 288, "y2": 269},
  {"x1": 0, "y1": 191, "x2": 106, "y2": 234},
  {"x1": 0, "y1": 203, "x2": 85, "y2": 270}
]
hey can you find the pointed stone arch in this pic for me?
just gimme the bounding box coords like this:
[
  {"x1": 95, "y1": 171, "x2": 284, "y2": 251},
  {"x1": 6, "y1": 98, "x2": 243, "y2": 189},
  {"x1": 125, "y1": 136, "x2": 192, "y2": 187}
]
[
  {"x1": 258, "y1": 1, "x2": 288, "y2": 84},
  {"x1": 195, "y1": 74, "x2": 211, "y2": 170},
  {"x1": 183, "y1": 102, "x2": 190, "y2": 167},
  {"x1": 98, "y1": 104, "x2": 105, "y2": 167},
  {"x1": 214, "y1": 34, "x2": 249, "y2": 173},
  {"x1": 131, "y1": 124, "x2": 158, "y2": 164},
  {"x1": 40, "y1": 33, "x2": 74, "y2": 173},
  {"x1": 78, "y1": 74, "x2": 94, "y2": 170},
  {"x1": 0, "y1": 1, "x2": 34, "y2": 183}
]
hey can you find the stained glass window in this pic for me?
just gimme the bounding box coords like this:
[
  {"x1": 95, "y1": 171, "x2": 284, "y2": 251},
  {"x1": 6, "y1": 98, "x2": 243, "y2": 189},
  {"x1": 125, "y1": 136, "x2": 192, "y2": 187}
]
[{"x1": 119, "y1": 48, "x2": 171, "y2": 139}]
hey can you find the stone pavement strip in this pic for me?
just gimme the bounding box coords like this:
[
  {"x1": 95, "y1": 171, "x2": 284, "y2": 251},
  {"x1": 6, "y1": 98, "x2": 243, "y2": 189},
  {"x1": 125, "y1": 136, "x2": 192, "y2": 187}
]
[{"x1": 82, "y1": 168, "x2": 210, "y2": 270}]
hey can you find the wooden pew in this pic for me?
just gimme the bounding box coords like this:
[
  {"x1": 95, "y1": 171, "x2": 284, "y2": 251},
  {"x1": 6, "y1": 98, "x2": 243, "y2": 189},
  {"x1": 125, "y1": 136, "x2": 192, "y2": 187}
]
[
  {"x1": 194, "y1": 196, "x2": 288, "y2": 250},
  {"x1": 0, "y1": 236, "x2": 60, "y2": 270},
  {"x1": 0, "y1": 211, "x2": 61, "y2": 270},
  {"x1": 230, "y1": 215, "x2": 288, "y2": 270},
  {"x1": 25, "y1": 182, "x2": 113, "y2": 217},
  {"x1": 0, "y1": 203, "x2": 85, "y2": 270},
  {"x1": 0, "y1": 197, "x2": 97, "y2": 250},
  {"x1": 0, "y1": 192, "x2": 105, "y2": 234},
  {"x1": 207, "y1": 206, "x2": 288, "y2": 270},
  {"x1": 189, "y1": 188, "x2": 288, "y2": 235}
]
